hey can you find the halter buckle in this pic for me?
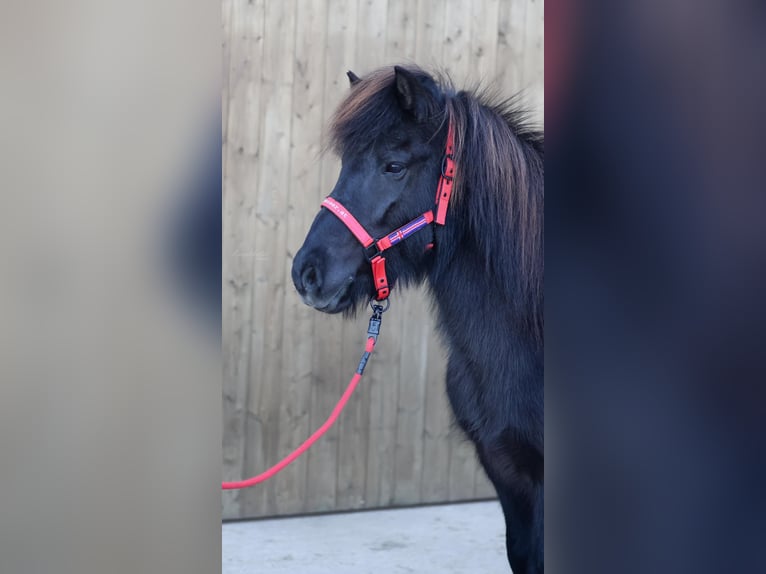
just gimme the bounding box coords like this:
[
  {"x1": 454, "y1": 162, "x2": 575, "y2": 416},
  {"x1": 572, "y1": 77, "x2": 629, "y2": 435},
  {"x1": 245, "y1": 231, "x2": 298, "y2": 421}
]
[{"x1": 364, "y1": 243, "x2": 382, "y2": 262}]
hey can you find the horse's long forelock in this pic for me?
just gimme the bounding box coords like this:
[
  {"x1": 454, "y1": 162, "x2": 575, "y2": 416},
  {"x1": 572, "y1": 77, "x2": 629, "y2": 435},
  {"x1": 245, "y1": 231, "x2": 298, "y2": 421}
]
[
  {"x1": 329, "y1": 67, "x2": 398, "y2": 154},
  {"x1": 329, "y1": 66, "x2": 544, "y2": 338}
]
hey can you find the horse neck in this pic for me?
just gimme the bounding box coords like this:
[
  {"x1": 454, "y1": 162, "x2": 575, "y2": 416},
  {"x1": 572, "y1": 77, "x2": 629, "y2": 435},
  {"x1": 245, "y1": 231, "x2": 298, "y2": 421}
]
[{"x1": 426, "y1": 147, "x2": 543, "y2": 349}]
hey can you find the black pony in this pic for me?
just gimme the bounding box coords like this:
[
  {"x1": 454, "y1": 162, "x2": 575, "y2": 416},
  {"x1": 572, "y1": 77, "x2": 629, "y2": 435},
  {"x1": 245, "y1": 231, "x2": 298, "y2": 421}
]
[{"x1": 292, "y1": 65, "x2": 543, "y2": 573}]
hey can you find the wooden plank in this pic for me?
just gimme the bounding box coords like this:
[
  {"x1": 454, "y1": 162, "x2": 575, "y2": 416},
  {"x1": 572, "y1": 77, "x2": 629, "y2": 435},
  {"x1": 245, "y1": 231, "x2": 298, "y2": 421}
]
[
  {"x1": 356, "y1": 0, "x2": 390, "y2": 71},
  {"x1": 335, "y1": 310, "x2": 369, "y2": 511},
  {"x1": 305, "y1": 313, "x2": 346, "y2": 514},
  {"x1": 241, "y1": 0, "x2": 297, "y2": 518},
  {"x1": 391, "y1": 288, "x2": 430, "y2": 505},
  {"x1": 523, "y1": 0, "x2": 544, "y2": 121},
  {"x1": 274, "y1": 0, "x2": 329, "y2": 516},
  {"x1": 303, "y1": 0, "x2": 360, "y2": 514},
  {"x1": 443, "y1": 0, "x2": 473, "y2": 85},
  {"x1": 362, "y1": 300, "x2": 400, "y2": 508},
  {"x1": 221, "y1": 0, "x2": 266, "y2": 520},
  {"x1": 470, "y1": 0, "x2": 501, "y2": 84},
  {"x1": 495, "y1": 0, "x2": 528, "y2": 99},
  {"x1": 419, "y1": 317, "x2": 451, "y2": 503},
  {"x1": 415, "y1": 0, "x2": 448, "y2": 71},
  {"x1": 385, "y1": 0, "x2": 418, "y2": 64}
]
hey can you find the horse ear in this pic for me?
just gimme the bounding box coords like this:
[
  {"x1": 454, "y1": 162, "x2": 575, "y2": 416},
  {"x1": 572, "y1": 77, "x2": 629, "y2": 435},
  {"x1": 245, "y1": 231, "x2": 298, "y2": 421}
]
[
  {"x1": 394, "y1": 65, "x2": 433, "y2": 121},
  {"x1": 346, "y1": 70, "x2": 361, "y2": 86}
]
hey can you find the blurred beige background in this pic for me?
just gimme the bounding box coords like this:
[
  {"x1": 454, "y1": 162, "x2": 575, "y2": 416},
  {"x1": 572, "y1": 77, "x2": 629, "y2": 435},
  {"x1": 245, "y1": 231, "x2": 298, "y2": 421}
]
[
  {"x1": 222, "y1": 0, "x2": 543, "y2": 520},
  {"x1": 1, "y1": 1, "x2": 221, "y2": 573}
]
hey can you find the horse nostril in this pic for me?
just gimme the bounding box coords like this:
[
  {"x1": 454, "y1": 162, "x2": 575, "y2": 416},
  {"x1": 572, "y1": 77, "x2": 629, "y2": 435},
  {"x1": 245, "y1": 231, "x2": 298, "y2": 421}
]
[{"x1": 300, "y1": 264, "x2": 321, "y2": 293}]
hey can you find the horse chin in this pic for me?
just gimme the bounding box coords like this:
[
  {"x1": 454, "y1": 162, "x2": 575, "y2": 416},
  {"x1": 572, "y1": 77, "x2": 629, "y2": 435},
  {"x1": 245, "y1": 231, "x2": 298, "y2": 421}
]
[
  {"x1": 315, "y1": 295, "x2": 352, "y2": 315},
  {"x1": 306, "y1": 278, "x2": 355, "y2": 314}
]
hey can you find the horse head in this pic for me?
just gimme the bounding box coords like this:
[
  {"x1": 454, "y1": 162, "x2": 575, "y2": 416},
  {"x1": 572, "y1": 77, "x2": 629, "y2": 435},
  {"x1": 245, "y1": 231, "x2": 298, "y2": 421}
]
[{"x1": 291, "y1": 66, "x2": 449, "y2": 314}]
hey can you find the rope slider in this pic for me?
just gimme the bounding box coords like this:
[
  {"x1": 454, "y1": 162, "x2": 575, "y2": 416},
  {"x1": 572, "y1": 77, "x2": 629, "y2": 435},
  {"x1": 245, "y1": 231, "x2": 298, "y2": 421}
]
[{"x1": 357, "y1": 300, "x2": 387, "y2": 374}]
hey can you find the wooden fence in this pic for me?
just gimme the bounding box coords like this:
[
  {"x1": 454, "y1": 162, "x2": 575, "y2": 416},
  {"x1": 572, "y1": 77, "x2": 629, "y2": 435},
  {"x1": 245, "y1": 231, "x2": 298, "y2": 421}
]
[{"x1": 222, "y1": 0, "x2": 543, "y2": 519}]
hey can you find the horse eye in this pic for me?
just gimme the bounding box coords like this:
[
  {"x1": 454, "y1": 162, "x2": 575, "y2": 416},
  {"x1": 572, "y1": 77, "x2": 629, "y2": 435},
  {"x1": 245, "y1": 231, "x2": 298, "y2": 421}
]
[{"x1": 385, "y1": 162, "x2": 406, "y2": 174}]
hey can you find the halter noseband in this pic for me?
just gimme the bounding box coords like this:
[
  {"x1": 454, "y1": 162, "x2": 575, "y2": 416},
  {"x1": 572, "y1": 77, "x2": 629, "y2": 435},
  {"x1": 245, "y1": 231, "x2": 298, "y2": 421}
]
[{"x1": 321, "y1": 121, "x2": 455, "y2": 301}]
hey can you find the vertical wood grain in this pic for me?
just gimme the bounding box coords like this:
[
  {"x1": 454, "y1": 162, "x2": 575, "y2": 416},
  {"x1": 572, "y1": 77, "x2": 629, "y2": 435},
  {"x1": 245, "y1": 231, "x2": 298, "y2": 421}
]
[
  {"x1": 241, "y1": 0, "x2": 297, "y2": 518},
  {"x1": 442, "y1": 0, "x2": 473, "y2": 85},
  {"x1": 523, "y1": 0, "x2": 544, "y2": 122},
  {"x1": 385, "y1": 0, "x2": 418, "y2": 63},
  {"x1": 420, "y1": 327, "x2": 451, "y2": 503},
  {"x1": 222, "y1": 0, "x2": 265, "y2": 520},
  {"x1": 274, "y1": 0, "x2": 329, "y2": 516},
  {"x1": 415, "y1": 0, "x2": 447, "y2": 72},
  {"x1": 392, "y1": 288, "x2": 431, "y2": 505},
  {"x1": 496, "y1": 0, "x2": 528, "y2": 101},
  {"x1": 471, "y1": 0, "x2": 501, "y2": 83}
]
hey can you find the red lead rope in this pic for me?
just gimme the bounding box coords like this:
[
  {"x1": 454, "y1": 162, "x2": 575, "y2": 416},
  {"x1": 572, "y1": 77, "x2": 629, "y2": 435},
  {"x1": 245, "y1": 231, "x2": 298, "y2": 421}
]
[
  {"x1": 222, "y1": 120, "x2": 454, "y2": 490},
  {"x1": 222, "y1": 302, "x2": 386, "y2": 490}
]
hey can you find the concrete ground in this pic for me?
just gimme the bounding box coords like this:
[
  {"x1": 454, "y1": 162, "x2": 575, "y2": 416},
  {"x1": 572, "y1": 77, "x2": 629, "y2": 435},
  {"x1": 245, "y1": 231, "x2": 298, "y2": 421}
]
[{"x1": 223, "y1": 500, "x2": 508, "y2": 574}]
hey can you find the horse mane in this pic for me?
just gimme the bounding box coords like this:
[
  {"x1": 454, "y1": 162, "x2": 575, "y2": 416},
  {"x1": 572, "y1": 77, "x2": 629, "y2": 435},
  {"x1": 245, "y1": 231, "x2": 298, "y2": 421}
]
[
  {"x1": 446, "y1": 85, "x2": 544, "y2": 341},
  {"x1": 330, "y1": 66, "x2": 544, "y2": 340}
]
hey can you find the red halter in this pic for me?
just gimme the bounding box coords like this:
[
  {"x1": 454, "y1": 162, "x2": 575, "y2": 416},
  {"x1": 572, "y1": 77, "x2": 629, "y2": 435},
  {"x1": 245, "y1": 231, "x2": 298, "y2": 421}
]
[{"x1": 321, "y1": 121, "x2": 456, "y2": 300}]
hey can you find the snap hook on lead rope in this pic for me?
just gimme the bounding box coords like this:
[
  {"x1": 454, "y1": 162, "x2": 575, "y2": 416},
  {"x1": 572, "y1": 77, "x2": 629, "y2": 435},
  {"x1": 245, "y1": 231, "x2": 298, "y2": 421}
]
[{"x1": 369, "y1": 297, "x2": 390, "y2": 316}]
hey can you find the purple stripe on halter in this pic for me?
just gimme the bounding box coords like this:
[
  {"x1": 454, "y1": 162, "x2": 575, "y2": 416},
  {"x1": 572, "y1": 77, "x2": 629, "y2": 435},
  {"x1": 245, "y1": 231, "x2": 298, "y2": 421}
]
[
  {"x1": 401, "y1": 216, "x2": 429, "y2": 236},
  {"x1": 387, "y1": 215, "x2": 429, "y2": 245}
]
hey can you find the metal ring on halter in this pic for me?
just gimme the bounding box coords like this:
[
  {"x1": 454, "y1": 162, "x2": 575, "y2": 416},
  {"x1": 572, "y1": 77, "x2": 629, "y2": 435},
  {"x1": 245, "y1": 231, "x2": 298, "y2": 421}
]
[
  {"x1": 441, "y1": 153, "x2": 454, "y2": 181},
  {"x1": 369, "y1": 297, "x2": 390, "y2": 314}
]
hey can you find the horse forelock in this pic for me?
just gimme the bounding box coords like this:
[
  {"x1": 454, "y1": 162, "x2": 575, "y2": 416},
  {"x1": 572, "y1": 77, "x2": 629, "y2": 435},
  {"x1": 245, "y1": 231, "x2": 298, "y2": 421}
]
[{"x1": 329, "y1": 67, "x2": 399, "y2": 155}]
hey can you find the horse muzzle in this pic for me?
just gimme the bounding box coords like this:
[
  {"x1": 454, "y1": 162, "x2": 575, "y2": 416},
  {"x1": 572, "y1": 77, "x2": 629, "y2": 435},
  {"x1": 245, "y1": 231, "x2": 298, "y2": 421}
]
[{"x1": 292, "y1": 250, "x2": 356, "y2": 313}]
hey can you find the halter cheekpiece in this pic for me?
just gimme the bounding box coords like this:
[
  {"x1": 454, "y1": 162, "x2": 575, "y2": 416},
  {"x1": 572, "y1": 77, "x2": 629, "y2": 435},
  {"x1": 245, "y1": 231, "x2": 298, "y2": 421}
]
[{"x1": 321, "y1": 120, "x2": 456, "y2": 300}]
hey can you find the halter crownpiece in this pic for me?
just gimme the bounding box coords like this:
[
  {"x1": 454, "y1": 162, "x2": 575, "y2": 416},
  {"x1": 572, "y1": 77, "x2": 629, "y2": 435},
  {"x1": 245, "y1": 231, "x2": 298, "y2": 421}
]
[
  {"x1": 321, "y1": 119, "x2": 456, "y2": 300},
  {"x1": 434, "y1": 120, "x2": 455, "y2": 225}
]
